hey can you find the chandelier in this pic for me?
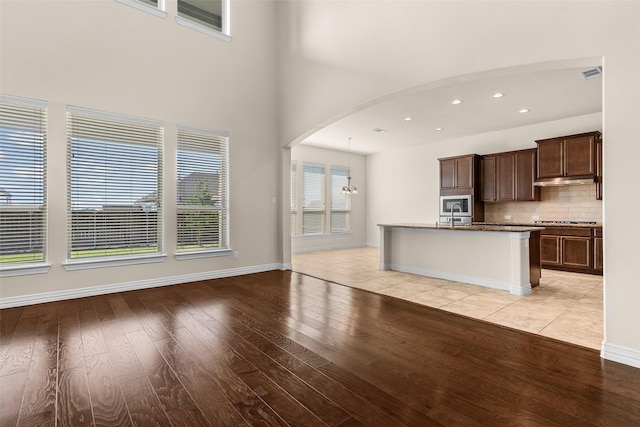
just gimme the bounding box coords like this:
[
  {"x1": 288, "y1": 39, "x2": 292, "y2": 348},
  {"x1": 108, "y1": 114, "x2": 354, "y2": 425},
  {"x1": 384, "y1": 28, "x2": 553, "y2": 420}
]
[{"x1": 341, "y1": 137, "x2": 358, "y2": 195}]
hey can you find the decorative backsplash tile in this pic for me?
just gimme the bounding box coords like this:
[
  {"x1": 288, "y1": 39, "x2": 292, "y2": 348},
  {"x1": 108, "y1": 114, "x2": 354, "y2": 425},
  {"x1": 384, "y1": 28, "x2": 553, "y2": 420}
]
[{"x1": 483, "y1": 184, "x2": 602, "y2": 224}]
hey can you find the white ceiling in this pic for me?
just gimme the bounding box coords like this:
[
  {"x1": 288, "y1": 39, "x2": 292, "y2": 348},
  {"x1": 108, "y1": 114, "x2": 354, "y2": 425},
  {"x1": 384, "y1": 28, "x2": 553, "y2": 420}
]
[{"x1": 300, "y1": 65, "x2": 603, "y2": 155}]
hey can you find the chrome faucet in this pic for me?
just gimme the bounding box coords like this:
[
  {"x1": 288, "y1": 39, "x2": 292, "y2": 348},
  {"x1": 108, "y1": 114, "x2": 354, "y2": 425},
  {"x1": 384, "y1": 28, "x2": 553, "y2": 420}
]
[{"x1": 450, "y1": 202, "x2": 462, "y2": 228}]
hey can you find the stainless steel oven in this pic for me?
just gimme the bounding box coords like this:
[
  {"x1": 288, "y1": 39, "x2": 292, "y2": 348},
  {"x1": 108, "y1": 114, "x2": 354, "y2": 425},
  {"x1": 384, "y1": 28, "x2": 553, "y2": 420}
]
[{"x1": 439, "y1": 195, "x2": 472, "y2": 225}]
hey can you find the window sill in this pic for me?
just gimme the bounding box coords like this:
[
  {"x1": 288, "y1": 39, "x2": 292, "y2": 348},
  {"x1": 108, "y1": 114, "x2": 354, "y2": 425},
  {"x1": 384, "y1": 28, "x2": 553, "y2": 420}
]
[
  {"x1": 176, "y1": 16, "x2": 231, "y2": 42},
  {"x1": 175, "y1": 249, "x2": 231, "y2": 260},
  {"x1": 331, "y1": 231, "x2": 353, "y2": 236},
  {"x1": 0, "y1": 263, "x2": 51, "y2": 278},
  {"x1": 116, "y1": 0, "x2": 167, "y2": 18},
  {"x1": 64, "y1": 254, "x2": 166, "y2": 271}
]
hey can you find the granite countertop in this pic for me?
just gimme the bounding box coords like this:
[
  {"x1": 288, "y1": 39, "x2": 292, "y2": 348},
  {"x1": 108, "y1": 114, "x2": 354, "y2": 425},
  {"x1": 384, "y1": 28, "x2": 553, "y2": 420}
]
[
  {"x1": 474, "y1": 221, "x2": 602, "y2": 228},
  {"x1": 378, "y1": 223, "x2": 543, "y2": 232}
]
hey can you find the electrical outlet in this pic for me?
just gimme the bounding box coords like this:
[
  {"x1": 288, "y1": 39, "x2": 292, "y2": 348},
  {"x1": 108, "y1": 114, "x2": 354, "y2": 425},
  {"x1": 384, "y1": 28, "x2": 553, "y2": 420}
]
[
  {"x1": 233, "y1": 251, "x2": 239, "y2": 259},
  {"x1": 532, "y1": 215, "x2": 540, "y2": 220},
  {"x1": 504, "y1": 215, "x2": 511, "y2": 220}
]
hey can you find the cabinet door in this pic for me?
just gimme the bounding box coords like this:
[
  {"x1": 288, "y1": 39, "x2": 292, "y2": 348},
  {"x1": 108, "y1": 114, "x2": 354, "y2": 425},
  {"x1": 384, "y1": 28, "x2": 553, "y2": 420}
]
[
  {"x1": 564, "y1": 135, "x2": 595, "y2": 177},
  {"x1": 496, "y1": 154, "x2": 515, "y2": 201},
  {"x1": 455, "y1": 156, "x2": 473, "y2": 189},
  {"x1": 541, "y1": 236, "x2": 561, "y2": 266},
  {"x1": 537, "y1": 139, "x2": 564, "y2": 178},
  {"x1": 562, "y1": 237, "x2": 591, "y2": 268},
  {"x1": 515, "y1": 150, "x2": 538, "y2": 201},
  {"x1": 594, "y1": 237, "x2": 603, "y2": 270},
  {"x1": 596, "y1": 138, "x2": 603, "y2": 200},
  {"x1": 481, "y1": 156, "x2": 496, "y2": 202},
  {"x1": 440, "y1": 158, "x2": 456, "y2": 189}
]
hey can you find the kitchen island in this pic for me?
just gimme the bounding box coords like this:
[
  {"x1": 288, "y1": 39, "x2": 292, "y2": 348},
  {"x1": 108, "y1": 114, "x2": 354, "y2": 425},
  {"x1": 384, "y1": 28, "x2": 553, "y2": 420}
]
[{"x1": 378, "y1": 223, "x2": 542, "y2": 296}]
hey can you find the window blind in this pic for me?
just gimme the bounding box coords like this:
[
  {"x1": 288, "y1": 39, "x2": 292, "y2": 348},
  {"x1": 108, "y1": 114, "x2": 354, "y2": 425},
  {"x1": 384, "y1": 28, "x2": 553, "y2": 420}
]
[
  {"x1": 67, "y1": 107, "x2": 163, "y2": 260},
  {"x1": 176, "y1": 125, "x2": 228, "y2": 252},
  {"x1": 330, "y1": 165, "x2": 351, "y2": 233},
  {"x1": 291, "y1": 161, "x2": 297, "y2": 236},
  {"x1": 302, "y1": 163, "x2": 325, "y2": 235},
  {"x1": 0, "y1": 95, "x2": 47, "y2": 266}
]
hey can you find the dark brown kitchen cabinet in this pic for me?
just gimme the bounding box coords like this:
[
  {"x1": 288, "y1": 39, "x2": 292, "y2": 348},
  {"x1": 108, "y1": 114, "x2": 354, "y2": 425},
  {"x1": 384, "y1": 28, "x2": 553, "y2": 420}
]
[
  {"x1": 596, "y1": 137, "x2": 603, "y2": 200},
  {"x1": 594, "y1": 227, "x2": 603, "y2": 271},
  {"x1": 439, "y1": 155, "x2": 475, "y2": 191},
  {"x1": 481, "y1": 149, "x2": 539, "y2": 202},
  {"x1": 540, "y1": 227, "x2": 600, "y2": 274},
  {"x1": 536, "y1": 131, "x2": 600, "y2": 180}
]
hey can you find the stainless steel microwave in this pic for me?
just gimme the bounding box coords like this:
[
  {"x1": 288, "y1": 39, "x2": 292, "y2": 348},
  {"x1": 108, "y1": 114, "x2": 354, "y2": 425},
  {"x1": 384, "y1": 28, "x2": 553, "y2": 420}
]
[{"x1": 439, "y1": 195, "x2": 472, "y2": 217}]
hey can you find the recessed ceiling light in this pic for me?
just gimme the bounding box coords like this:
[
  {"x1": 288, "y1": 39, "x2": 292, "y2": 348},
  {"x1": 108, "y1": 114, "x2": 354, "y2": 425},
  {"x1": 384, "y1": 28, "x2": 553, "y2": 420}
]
[
  {"x1": 435, "y1": 127, "x2": 443, "y2": 131},
  {"x1": 403, "y1": 117, "x2": 412, "y2": 121},
  {"x1": 492, "y1": 92, "x2": 505, "y2": 99},
  {"x1": 519, "y1": 108, "x2": 530, "y2": 113},
  {"x1": 451, "y1": 99, "x2": 463, "y2": 105}
]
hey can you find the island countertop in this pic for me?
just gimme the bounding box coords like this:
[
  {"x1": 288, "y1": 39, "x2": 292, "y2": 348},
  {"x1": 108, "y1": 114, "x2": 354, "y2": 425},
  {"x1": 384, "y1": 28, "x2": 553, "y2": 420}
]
[{"x1": 378, "y1": 223, "x2": 544, "y2": 233}]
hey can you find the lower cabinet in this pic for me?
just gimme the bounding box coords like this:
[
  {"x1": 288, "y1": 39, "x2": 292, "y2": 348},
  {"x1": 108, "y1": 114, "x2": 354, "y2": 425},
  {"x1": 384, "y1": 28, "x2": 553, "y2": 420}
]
[
  {"x1": 540, "y1": 227, "x2": 600, "y2": 275},
  {"x1": 594, "y1": 227, "x2": 603, "y2": 272}
]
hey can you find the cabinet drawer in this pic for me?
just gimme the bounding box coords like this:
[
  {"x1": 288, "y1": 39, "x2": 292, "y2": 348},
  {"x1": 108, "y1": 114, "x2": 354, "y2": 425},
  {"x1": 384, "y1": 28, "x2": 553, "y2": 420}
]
[{"x1": 540, "y1": 227, "x2": 591, "y2": 237}]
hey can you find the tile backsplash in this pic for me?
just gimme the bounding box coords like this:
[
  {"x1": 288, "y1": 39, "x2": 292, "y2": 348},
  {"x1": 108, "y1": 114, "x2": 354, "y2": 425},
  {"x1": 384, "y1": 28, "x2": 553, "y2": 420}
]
[{"x1": 483, "y1": 183, "x2": 602, "y2": 224}]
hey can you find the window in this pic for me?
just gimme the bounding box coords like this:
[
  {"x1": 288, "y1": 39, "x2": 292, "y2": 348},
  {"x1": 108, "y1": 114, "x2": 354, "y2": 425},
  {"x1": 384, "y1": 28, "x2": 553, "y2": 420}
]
[
  {"x1": 302, "y1": 163, "x2": 325, "y2": 235},
  {"x1": 116, "y1": 0, "x2": 167, "y2": 18},
  {"x1": 330, "y1": 166, "x2": 351, "y2": 233},
  {"x1": 177, "y1": 0, "x2": 230, "y2": 40},
  {"x1": 176, "y1": 125, "x2": 229, "y2": 255},
  {"x1": 0, "y1": 95, "x2": 47, "y2": 267},
  {"x1": 67, "y1": 107, "x2": 163, "y2": 262},
  {"x1": 291, "y1": 161, "x2": 297, "y2": 236}
]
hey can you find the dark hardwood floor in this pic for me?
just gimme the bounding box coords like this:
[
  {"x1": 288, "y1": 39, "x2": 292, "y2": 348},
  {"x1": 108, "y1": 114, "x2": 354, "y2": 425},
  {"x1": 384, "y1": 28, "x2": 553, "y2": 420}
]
[{"x1": 1, "y1": 270, "x2": 640, "y2": 426}]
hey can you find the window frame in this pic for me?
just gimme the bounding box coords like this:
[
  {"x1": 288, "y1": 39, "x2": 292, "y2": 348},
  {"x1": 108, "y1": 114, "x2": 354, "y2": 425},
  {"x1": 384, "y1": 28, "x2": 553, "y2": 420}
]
[
  {"x1": 116, "y1": 0, "x2": 168, "y2": 18},
  {"x1": 290, "y1": 161, "x2": 297, "y2": 237},
  {"x1": 330, "y1": 165, "x2": 352, "y2": 234},
  {"x1": 301, "y1": 162, "x2": 326, "y2": 236},
  {"x1": 175, "y1": 124, "x2": 230, "y2": 260},
  {"x1": 176, "y1": 0, "x2": 231, "y2": 42},
  {"x1": 0, "y1": 94, "x2": 50, "y2": 277},
  {"x1": 64, "y1": 106, "x2": 166, "y2": 271}
]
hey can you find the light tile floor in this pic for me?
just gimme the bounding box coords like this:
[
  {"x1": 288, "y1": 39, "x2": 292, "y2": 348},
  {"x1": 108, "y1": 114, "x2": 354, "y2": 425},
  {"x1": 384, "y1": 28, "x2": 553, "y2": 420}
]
[{"x1": 292, "y1": 247, "x2": 603, "y2": 349}]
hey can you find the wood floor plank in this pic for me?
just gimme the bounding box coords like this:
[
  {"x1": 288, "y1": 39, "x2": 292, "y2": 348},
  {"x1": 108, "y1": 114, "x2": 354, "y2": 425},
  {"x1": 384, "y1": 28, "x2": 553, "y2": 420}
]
[
  {"x1": 0, "y1": 370, "x2": 28, "y2": 427},
  {"x1": 119, "y1": 376, "x2": 172, "y2": 427},
  {"x1": 56, "y1": 366, "x2": 93, "y2": 427},
  {"x1": 84, "y1": 352, "x2": 132, "y2": 427}
]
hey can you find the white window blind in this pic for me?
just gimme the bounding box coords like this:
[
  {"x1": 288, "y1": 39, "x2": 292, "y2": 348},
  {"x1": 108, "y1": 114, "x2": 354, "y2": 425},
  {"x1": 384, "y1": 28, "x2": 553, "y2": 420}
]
[
  {"x1": 330, "y1": 165, "x2": 351, "y2": 233},
  {"x1": 291, "y1": 161, "x2": 297, "y2": 236},
  {"x1": 176, "y1": 125, "x2": 228, "y2": 253},
  {"x1": 0, "y1": 95, "x2": 47, "y2": 266},
  {"x1": 302, "y1": 163, "x2": 325, "y2": 235},
  {"x1": 67, "y1": 107, "x2": 163, "y2": 260}
]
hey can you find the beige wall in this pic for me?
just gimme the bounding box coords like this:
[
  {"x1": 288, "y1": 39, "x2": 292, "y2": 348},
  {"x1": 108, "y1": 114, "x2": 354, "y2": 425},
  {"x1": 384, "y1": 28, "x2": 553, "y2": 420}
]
[
  {"x1": 278, "y1": 2, "x2": 640, "y2": 365},
  {"x1": 0, "y1": 0, "x2": 281, "y2": 299}
]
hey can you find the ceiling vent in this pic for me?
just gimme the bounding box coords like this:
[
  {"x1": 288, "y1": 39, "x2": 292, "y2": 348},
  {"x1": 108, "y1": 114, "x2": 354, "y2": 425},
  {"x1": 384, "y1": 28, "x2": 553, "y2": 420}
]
[
  {"x1": 372, "y1": 128, "x2": 389, "y2": 133},
  {"x1": 581, "y1": 66, "x2": 603, "y2": 80}
]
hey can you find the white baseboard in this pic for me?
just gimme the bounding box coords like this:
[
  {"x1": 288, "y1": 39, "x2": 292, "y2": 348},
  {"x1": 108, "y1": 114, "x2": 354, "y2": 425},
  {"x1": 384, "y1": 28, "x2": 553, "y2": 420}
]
[
  {"x1": 292, "y1": 242, "x2": 367, "y2": 255},
  {"x1": 383, "y1": 263, "x2": 520, "y2": 294},
  {"x1": 601, "y1": 342, "x2": 640, "y2": 369},
  {"x1": 0, "y1": 263, "x2": 286, "y2": 309}
]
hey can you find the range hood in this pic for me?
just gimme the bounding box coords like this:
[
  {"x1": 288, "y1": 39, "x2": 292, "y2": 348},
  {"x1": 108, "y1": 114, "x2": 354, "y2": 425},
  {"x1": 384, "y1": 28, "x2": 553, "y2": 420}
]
[{"x1": 533, "y1": 176, "x2": 596, "y2": 187}]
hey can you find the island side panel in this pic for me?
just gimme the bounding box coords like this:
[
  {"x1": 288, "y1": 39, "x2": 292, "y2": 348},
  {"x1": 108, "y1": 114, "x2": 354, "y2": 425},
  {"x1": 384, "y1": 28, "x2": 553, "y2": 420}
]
[{"x1": 380, "y1": 226, "x2": 532, "y2": 295}]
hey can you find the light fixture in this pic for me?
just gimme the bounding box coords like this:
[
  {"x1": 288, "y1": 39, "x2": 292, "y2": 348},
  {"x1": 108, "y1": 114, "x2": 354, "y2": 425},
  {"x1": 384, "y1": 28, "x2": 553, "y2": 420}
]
[
  {"x1": 519, "y1": 108, "x2": 530, "y2": 113},
  {"x1": 451, "y1": 99, "x2": 463, "y2": 105},
  {"x1": 341, "y1": 137, "x2": 358, "y2": 195},
  {"x1": 492, "y1": 92, "x2": 505, "y2": 99},
  {"x1": 403, "y1": 117, "x2": 412, "y2": 121},
  {"x1": 435, "y1": 127, "x2": 444, "y2": 131}
]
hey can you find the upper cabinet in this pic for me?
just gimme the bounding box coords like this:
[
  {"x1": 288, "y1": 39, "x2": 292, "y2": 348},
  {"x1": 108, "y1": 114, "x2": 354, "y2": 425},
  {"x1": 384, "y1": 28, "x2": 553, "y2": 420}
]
[
  {"x1": 481, "y1": 149, "x2": 539, "y2": 202},
  {"x1": 439, "y1": 154, "x2": 477, "y2": 191},
  {"x1": 536, "y1": 131, "x2": 601, "y2": 180}
]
